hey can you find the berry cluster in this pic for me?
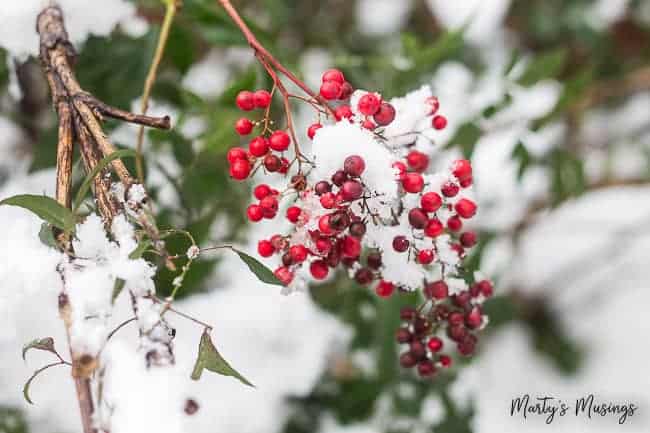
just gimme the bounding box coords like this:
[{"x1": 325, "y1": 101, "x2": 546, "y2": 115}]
[{"x1": 226, "y1": 68, "x2": 493, "y2": 379}]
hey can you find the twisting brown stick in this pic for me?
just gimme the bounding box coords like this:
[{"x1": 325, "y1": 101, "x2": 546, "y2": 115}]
[{"x1": 36, "y1": 5, "x2": 173, "y2": 433}]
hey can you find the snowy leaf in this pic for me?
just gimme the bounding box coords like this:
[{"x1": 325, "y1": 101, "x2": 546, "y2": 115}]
[
  {"x1": 73, "y1": 149, "x2": 137, "y2": 214},
  {"x1": 518, "y1": 48, "x2": 567, "y2": 87},
  {"x1": 22, "y1": 337, "x2": 57, "y2": 361},
  {"x1": 231, "y1": 248, "x2": 281, "y2": 286},
  {"x1": 111, "y1": 278, "x2": 126, "y2": 305},
  {"x1": 191, "y1": 330, "x2": 254, "y2": 387},
  {"x1": 1, "y1": 195, "x2": 75, "y2": 233}
]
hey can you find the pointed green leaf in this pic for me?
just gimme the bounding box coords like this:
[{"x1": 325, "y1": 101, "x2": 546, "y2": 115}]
[
  {"x1": 191, "y1": 330, "x2": 254, "y2": 387},
  {"x1": 231, "y1": 248, "x2": 281, "y2": 285},
  {"x1": 73, "y1": 149, "x2": 137, "y2": 215},
  {"x1": 38, "y1": 223, "x2": 57, "y2": 248},
  {"x1": 518, "y1": 48, "x2": 567, "y2": 87},
  {"x1": 128, "y1": 239, "x2": 152, "y2": 259},
  {"x1": 1, "y1": 195, "x2": 74, "y2": 232},
  {"x1": 111, "y1": 278, "x2": 126, "y2": 305},
  {"x1": 22, "y1": 337, "x2": 57, "y2": 361}
]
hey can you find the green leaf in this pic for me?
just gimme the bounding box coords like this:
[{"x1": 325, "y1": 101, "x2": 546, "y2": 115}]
[
  {"x1": 22, "y1": 337, "x2": 57, "y2": 361},
  {"x1": 518, "y1": 48, "x2": 567, "y2": 87},
  {"x1": 1, "y1": 195, "x2": 74, "y2": 233},
  {"x1": 231, "y1": 248, "x2": 281, "y2": 286},
  {"x1": 38, "y1": 223, "x2": 57, "y2": 248},
  {"x1": 128, "y1": 239, "x2": 152, "y2": 259},
  {"x1": 73, "y1": 149, "x2": 137, "y2": 214},
  {"x1": 111, "y1": 278, "x2": 126, "y2": 305},
  {"x1": 449, "y1": 123, "x2": 482, "y2": 158},
  {"x1": 190, "y1": 329, "x2": 254, "y2": 387},
  {"x1": 218, "y1": 68, "x2": 257, "y2": 104}
]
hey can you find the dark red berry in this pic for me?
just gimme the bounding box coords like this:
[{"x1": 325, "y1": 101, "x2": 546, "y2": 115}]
[
  {"x1": 424, "y1": 280, "x2": 448, "y2": 300},
  {"x1": 310, "y1": 260, "x2": 329, "y2": 279},
  {"x1": 366, "y1": 251, "x2": 382, "y2": 269},
  {"x1": 341, "y1": 235, "x2": 361, "y2": 258},
  {"x1": 417, "y1": 360, "x2": 436, "y2": 377},
  {"x1": 344, "y1": 155, "x2": 366, "y2": 177},
  {"x1": 447, "y1": 215, "x2": 463, "y2": 232},
  {"x1": 396, "y1": 328, "x2": 412, "y2": 344},
  {"x1": 341, "y1": 180, "x2": 363, "y2": 201},
  {"x1": 392, "y1": 235, "x2": 410, "y2": 252},
  {"x1": 408, "y1": 208, "x2": 428, "y2": 229},
  {"x1": 460, "y1": 231, "x2": 477, "y2": 248},
  {"x1": 184, "y1": 399, "x2": 199, "y2": 415},
  {"x1": 400, "y1": 307, "x2": 417, "y2": 321},
  {"x1": 399, "y1": 352, "x2": 417, "y2": 368},
  {"x1": 478, "y1": 280, "x2": 493, "y2": 297},
  {"x1": 439, "y1": 355, "x2": 452, "y2": 367},
  {"x1": 354, "y1": 267, "x2": 374, "y2": 285},
  {"x1": 314, "y1": 180, "x2": 331, "y2": 195},
  {"x1": 263, "y1": 154, "x2": 282, "y2": 172},
  {"x1": 331, "y1": 170, "x2": 348, "y2": 186},
  {"x1": 339, "y1": 82, "x2": 354, "y2": 99},
  {"x1": 410, "y1": 341, "x2": 427, "y2": 360},
  {"x1": 373, "y1": 102, "x2": 396, "y2": 126},
  {"x1": 466, "y1": 306, "x2": 483, "y2": 329},
  {"x1": 349, "y1": 221, "x2": 367, "y2": 238}
]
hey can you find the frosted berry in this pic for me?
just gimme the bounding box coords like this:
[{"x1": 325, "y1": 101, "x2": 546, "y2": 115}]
[
  {"x1": 227, "y1": 147, "x2": 247, "y2": 163},
  {"x1": 269, "y1": 130, "x2": 291, "y2": 151},
  {"x1": 357, "y1": 93, "x2": 381, "y2": 116},
  {"x1": 235, "y1": 118, "x2": 254, "y2": 135},
  {"x1": 402, "y1": 172, "x2": 424, "y2": 193},
  {"x1": 253, "y1": 90, "x2": 272, "y2": 109},
  {"x1": 375, "y1": 280, "x2": 395, "y2": 298},
  {"x1": 286, "y1": 206, "x2": 301, "y2": 223},
  {"x1": 373, "y1": 102, "x2": 396, "y2": 126},
  {"x1": 425, "y1": 96, "x2": 440, "y2": 115},
  {"x1": 339, "y1": 82, "x2": 354, "y2": 99},
  {"x1": 274, "y1": 266, "x2": 294, "y2": 285},
  {"x1": 455, "y1": 198, "x2": 477, "y2": 219},
  {"x1": 246, "y1": 204, "x2": 263, "y2": 222},
  {"x1": 408, "y1": 208, "x2": 428, "y2": 229},
  {"x1": 334, "y1": 105, "x2": 353, "y2": 120},
  {"x1": 420, "y1": 192, "x2": 442, "y2": 213},
  {"x1": 406, "y1": 150, "x2": 429, "y2": 172},
  {"x1": 424, "y1": 218, "x2": 443, "y2": 237},
  {"x1": 460, "y1": 231, "x2": 477, "y2": 248},
  {"x1": 289, "y1": 245, "x2": 308, "y2": 263},
  {"x1": 321, "y1": 68, "x2": 345, "y2": 84},
  {"x1": 424, "y1": 280, "x2": 448, "y2": 299},
  {"x1": 432, "y1": 115, "x2": 447, "y2": 130},
  {"x1": 342, "y1": 235, "x2": 361, "y2": 258},
  {"x1": 279, "y1": 157, "x2": 290, "y2": 174},
  {"x1": 310, "y1": 260, "x2": 329, "y2": 280},
  {"x1": 235, "y1": 90, "x2": 255, "y2": 111},
  {"x1": 361, "y1": 119, "x2": 376, "y2": 130},
  {"x1": 441, "y1": 181, "x2": 459, "y2": 197},
  {"x1": 341, "y1": 180, "x2": 363, "y2": 201},
  {"x1": 257, "y1": 240, "x2": 275, "y2": 257},
  {"x1": 392, "y1": 235, "x2": 410, "y2": 252},
  {"x1": 259, "y1": 195, "x2": 278, "y2": 216},
  {"x1": 344, "y1": 155, "x2": 366, "y2": 177},
  {"x1": 320, "y1": 81, "x2": 342, "y2": 100},
  {"x1": 230, "y1": 159, "x2": 251, "y2": 180},
  {"x1": 307, "y1": 123, "x2": 322, "y2": 139},
  {"x1": 451, "y1": 159, "x2": 472, "y2": 183},
  {"x1": 253, "y1": 184, "x2": 272, "y2": 200},
  {"x1": 249, "y1": 136, "x2": 269, "y2": 157}
]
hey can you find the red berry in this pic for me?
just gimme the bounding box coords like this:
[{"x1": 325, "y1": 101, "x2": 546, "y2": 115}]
[
  {"x1": 410, "y1": 341, "x2": 427, "y2": 359},
  {"x1": 392, "y1": 161, "x2": 407, "y2": 180},
  {"x1": 322, "y1": 68, "x2": 345, "y2": 84},
  {"x1": 334, "y1": 105, "x2": 353, "y2": 121},
  {"x1": 307, "y1": 123, "x2": 322, "y2": 139},
  {"x1": 362, "y1": 119, "x2": 376, "y2": 130},
  {"x1": 289, "y1": 244, "x2": 308, "y2": 263},
  {"x1": 401, "y1": 172, "x2": 424, "y2": 193},
  {"x1": 320, "y1": 81, "x2": 342, "y2": 100},
  {"x1": 425, "y1": 96, "x2": 440, "y2": 115},
  {"x1": 478, "y1": 280, "x2": 493, "y2": 297},
  {"x1": 341, "y1": 180, "x2": 363, "y2": 201},
  {"x1": 424, "y1": 218, "x2": 443, "y2": 237},
  {"x1": 249, "y1": 136, "x2": 269, "y2": 157},
  {"x1": 310, "y1": 260, "x2": 329, "y2": 279},
  {"x1": 270, "y1": 234, "x2": 287, "y2": 251},
  {"x1": 406, "y1": 150, "x2": 429, "y2": 172},
  {"x1": 354, "y1": 268, "x2": 374, "y2": 285},
  {"x1": 286, "y1": 206, "x2": 301, "y2": 223},
  {"x1": 263, "y1": 154, "x2": 281, "y2": 172},
  {"x1": 392, "y1": 235, "x2": 410, "y2": 252},
  {"x1": 375, "y1": 280, "x2": 395, "y2": 298},
  {"x1": 466, "y1": 306, "x2": 483, "y2": 329},
  {"x1": 421, "y1": 192, "x2": 442, "y2": 213},
  {"x1": 274, "y1": 266, "x2": 294, "y2": 285},
  {"x1": 253, "y1": 184, "x2": 272, "y2": 200},
  {"x1": 339, "y1": 82, "x2": 354, "y2": 99},
  {"x1": 230, "y1": 159, "x2": 251, "y2": 180},
  {"x1": 396, "y1": 328, "x2": 412, "y2": 343},
  {"x1": 357, "y1": 93, "x2": 381, "y2": 116},
  {"x1": 279, "y1": 157, "x2": 289, "y2": 174},
  {"x1": 455, "y1": 198, "x2": 477, "y2": 219},
  {"x1": 341, "y1": 235, "x2": 361, "y2": 258},
  {"x1": 349, "y1": 221, "x2": 366, "y2": 238},
  {"x1": 318, "y1": 215, "x2": 334, "y2": 235},
  {"x1": 343, "y1": 155, "x2": 366, "y2": 177},
  {"x1": 448, "y1": 312, "x2": 465, "y2": 326},
  {"x1": 417, "y1": 249, "x2": 434, "y2": 264},
  {"x1": 269, "y1": 130, "x2": 291, "y2": 151},
  {"x1": 227, "y1": 147, "x2": 247, "y2": 164},
  {"x1": 447, "y1": 215, "x2": 463, "y2": 232},
  {"x1": 246, "y1": 204, "x2": 263, "y2": 222},
  {"x1": 235, "y1": 90, "x2": 255, "y2": 111},
  {"x1": 400, "y1": 352, "x2": 417, "y2": 368},
  {"x1": 316, "y1": 238, "x2": 332, "y2": 254},
  {"x1": 424, "y1": 280, "x2": 448, "y2": 299},
  {"x1": 439, "y1": 355, "x2": 452, "y2": 367},
  {"x1": 259, "y1": 195, "x2": 278, "y2": 217},
  {"x1": 441, "y1": 181, "x2": 459, "y2": 197},
  {"x1": 314, "y1": 181, "x2": 331, "y2": 195},
  {"x1": 417, "y1": 360, "x2": 436, "y2": 377},
  {"x1": 460, "y1": 177, "x2": 473, "y2": 188},
  {"x1": 458, "y1": 335, "x2": 477, "y2": 356},
  {"x1": 408, "y1": 208, "x2": 428, "y2": 229},
  {"x1": 432, "y1": 115, "x2": 447, "y2": 130},
  {"x1": 373, "y1": 102, "x2": 396, "y2": 126},
  {"x1": 451, "y1": 159, "x2": 472, "y2": 183},
  {"x1": 235, "y1": 118, "x2": 254, "y2": 135},
  {"x1": 427, "y1": 337, "x2": 443, "y2": 352},
  {"x1": 460, "y1": 231, "x2": 477, "y2": 248},
  {"x1": 253, "y1": 90, "x2": 272, "y2": 108},
  {"x1": 257, "y1": 240, "x2": 275, "y2": 257},
  {"x1": 320, "y1": 192, "x2": 336, "y2": 209}
]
